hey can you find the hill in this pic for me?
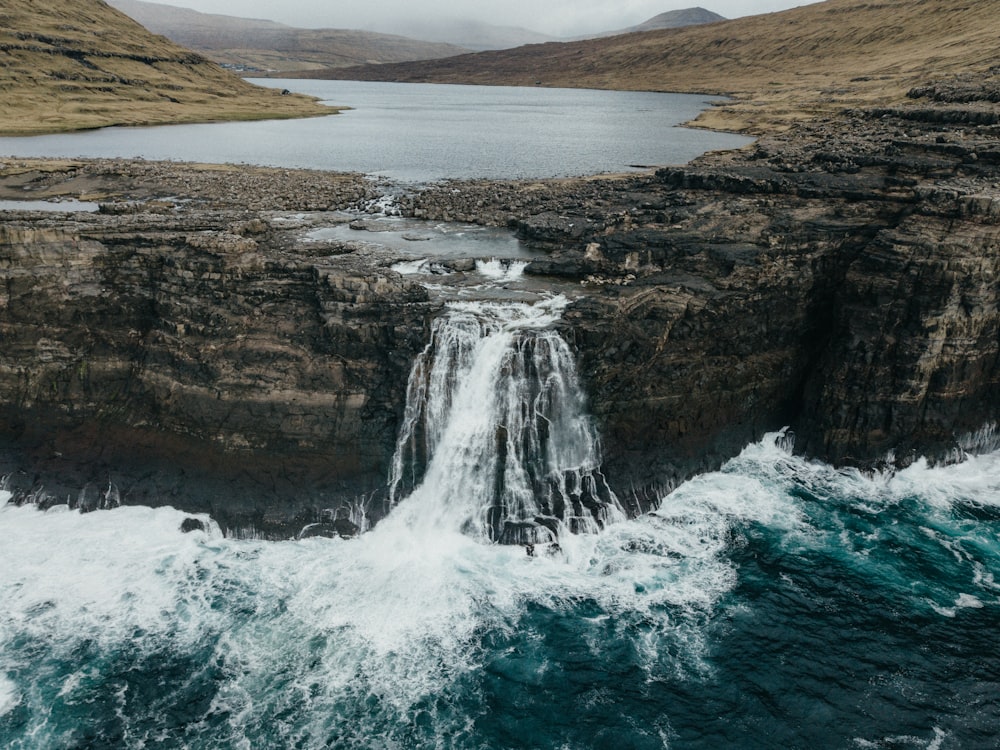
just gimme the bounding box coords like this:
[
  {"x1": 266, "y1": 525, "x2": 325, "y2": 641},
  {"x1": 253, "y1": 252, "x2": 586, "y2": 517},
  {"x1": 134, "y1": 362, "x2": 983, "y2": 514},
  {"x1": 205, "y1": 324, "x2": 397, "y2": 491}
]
[
  {"x1": 107, "y1": 0, "x2": 469, "y2": 74},
  {"x1": 0, "y1": 0, "x2": 331, "y2": 135},
  {"x1": 580, "y1": 7, "x2": 726, "y2": 39},
  {"x1": 628, "y1": 7, "x2": 726, "y2": 32},
  {"x1": 366, "y1": 18, "x2": 556, "y2": 52},
  {"x1": 306, "y1": 0, "x2": 1000, "y2": 133}
]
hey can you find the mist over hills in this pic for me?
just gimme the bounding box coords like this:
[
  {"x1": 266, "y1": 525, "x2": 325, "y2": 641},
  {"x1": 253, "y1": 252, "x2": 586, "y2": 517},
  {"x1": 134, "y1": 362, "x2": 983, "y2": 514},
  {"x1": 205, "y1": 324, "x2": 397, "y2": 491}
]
[
  {"x1": 107, "y1": 0, "x2": 469, "y2": 73},
  {"x1": 363, "y1": 18, "x2": 557, "y2": 52},
  {"x1": 575, "y1": 7, "x2": 726, "y2": 39},
  {"x1": 304, "y1": 0, "x2": 1000, "y2": 133},
  {"x1": 108, "y1": 1, "x2": 727, "y2": 63}
]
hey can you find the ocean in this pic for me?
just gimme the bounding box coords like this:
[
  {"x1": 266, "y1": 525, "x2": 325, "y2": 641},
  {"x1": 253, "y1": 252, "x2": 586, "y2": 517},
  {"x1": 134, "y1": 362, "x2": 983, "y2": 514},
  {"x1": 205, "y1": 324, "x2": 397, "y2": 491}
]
[{"x1": 2, "y1": 296, "x2": 998, "y2": 749}]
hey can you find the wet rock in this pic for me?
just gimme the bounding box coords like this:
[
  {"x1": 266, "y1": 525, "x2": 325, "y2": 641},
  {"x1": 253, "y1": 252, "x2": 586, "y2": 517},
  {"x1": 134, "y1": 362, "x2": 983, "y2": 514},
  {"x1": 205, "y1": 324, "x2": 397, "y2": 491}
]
[
  {"x1": 299, "y1": 508, "x2": 360, "y2": 539},
  {"x1": 499, "y1": 520, "x2": 555, "y2": 546},
  {"x1": 180, "y1": 517, "x2": 207, "y2": 533}
]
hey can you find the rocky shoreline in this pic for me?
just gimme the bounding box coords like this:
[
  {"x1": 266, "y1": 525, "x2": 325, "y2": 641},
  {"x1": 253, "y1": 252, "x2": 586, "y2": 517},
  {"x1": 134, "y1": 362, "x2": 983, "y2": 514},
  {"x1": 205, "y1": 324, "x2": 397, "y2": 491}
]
[{"x1": 1, "y1": 71, "x2": 998, "y2": 536}]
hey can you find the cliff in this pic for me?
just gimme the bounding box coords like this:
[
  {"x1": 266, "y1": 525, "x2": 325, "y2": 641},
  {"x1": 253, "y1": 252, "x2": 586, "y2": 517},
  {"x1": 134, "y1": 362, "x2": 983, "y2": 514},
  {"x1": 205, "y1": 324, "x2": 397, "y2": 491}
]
[
  {"x1": 0, "y1": 73, "x2": 997, "y2": 534},
  {"x1": 397, "y1": 72, "x2": 1000, "y2": 508},
  {"x1": 0, "y1": 162, "x2": 434, "y2": 535}
]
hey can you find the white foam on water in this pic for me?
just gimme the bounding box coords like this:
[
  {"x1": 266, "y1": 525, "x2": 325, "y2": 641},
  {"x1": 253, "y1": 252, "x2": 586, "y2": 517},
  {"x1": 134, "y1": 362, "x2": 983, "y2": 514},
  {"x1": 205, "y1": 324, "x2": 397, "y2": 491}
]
[
  {"x1": 366, "y1": 194, "x2": 401, "y2": 216},
  {"x1": 390, "y1": 258, "x2": 430, "y2": 275},
  {"x1": 0, "y1": 674, "x2": 18, "y2": 717},
  {"x1": 475, "y1": 258, "x2": 527, "y2": 282},
  {"x1": 0, "y1": 504, "x2": 222, "y2": 654},
  {"x1": 3, "y1": 422, "x2": 999, "y2": 743},
  {"x1": 0, "y1": 452, "x2": 789, "y2": 744},
  {"x1": 723, "y1": 432, "x2": 1000, "y2": 619},
  {"x1": 854, "y1": 727, "x2": 949, "y2": 749},
  {"x1": 729, "y1": 429, "x2": 1000, "y2": 517},
  {"x1": 889, "y1": 451, "x2": 1000, "y2": 508},
  {"x1": 955, "y1": 593, "x2": 984, "y2": 609}
]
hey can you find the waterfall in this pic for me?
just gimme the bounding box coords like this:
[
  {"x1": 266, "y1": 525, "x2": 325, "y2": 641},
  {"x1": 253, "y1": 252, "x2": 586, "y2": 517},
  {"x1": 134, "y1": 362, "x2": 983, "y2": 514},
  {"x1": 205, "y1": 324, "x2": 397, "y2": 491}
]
[{"x1": 387, "y1": 297, "x2": 624, "y2": 543}]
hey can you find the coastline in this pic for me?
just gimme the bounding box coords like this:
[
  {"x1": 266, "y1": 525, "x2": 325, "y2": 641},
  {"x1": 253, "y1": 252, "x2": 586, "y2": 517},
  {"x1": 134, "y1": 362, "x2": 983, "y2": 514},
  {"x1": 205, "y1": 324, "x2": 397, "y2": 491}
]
[{"x1": 0, "y1": 68, "x2": 998, "y2": 534}]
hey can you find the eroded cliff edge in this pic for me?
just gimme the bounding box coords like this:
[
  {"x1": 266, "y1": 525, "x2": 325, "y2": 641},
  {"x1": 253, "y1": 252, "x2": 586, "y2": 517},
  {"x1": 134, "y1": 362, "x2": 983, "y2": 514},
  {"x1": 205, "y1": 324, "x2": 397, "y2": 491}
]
[
  {"x1": 1, "y1": 74, "x2": 998, "y2": 534},
  {"x1": 0, "y1": 164, "x2": 435, "y2": 535},
  {"x1": 401, "y1": 75, "x2": 1000, "y2": 511}
]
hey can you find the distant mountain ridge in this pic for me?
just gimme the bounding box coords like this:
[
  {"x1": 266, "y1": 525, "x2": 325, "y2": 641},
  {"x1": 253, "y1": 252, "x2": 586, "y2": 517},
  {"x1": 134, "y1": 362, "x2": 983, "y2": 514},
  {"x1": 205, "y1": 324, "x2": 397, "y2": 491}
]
[
  {"x1": 306, "y1": 0, "x2": 1000, "y2": 133},
  {"x1": 578, "y1": 7, "x2": 727, "y2": 39},
  {"x1": 629, "y1": 7, "x2": 726, "y2": 32},
  {"x1": 108, "y1": 1, "x2": 722, "y2": 59},
  {"x1": 107, "y1": 0, "x2": 470, "y2": 73},
  {"x1": 107, "y1": 2, "x2": 724, "y2": 65}
]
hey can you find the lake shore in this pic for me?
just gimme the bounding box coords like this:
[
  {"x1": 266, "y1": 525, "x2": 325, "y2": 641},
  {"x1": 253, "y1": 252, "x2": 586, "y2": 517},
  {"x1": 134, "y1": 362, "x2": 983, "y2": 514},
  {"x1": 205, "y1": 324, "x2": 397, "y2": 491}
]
[{"x1": 0, "y1": 82, "x2": 751, "y2": 181}]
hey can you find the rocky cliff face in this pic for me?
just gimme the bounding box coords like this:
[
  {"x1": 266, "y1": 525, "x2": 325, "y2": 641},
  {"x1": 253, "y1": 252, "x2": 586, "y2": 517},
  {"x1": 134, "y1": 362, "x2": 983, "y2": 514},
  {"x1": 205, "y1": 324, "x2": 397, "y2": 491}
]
[
  {"x1": 0, "y1": 162, "x2": 434, "y2": 535},
  {"x1": 1, "y1": 75, "x2": 998, "y2": 534},
  {"x1": 401, "y1": 75, "x2": 1000, "y2": 507}
]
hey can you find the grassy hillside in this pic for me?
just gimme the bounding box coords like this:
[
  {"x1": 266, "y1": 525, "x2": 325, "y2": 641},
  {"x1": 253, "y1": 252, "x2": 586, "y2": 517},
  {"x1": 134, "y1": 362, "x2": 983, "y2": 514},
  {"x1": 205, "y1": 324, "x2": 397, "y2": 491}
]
[
  {"x1": 0, "y1": 0, "x2": 331, "y2": 135},
  {"x1": 311, "y1": 0, "x2": 1000, "y2": 133},
  {"x1": 108, "y1": 0, "x2": 469, "y2": 74}
]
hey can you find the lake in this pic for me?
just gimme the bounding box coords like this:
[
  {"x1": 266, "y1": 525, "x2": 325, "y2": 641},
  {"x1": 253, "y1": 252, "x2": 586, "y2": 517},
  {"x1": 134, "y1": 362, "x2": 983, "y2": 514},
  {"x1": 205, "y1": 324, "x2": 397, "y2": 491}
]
[{"x1": 0, "y1": 79, "x2": 752, "y2": 181}]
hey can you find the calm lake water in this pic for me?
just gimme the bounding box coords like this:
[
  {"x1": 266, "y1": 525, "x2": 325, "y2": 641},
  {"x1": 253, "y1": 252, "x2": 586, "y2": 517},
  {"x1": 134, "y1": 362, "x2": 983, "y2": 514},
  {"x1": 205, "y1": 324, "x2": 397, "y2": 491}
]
[{"x1": 0, "y1": 80, "x2": 751, "y2": 181}]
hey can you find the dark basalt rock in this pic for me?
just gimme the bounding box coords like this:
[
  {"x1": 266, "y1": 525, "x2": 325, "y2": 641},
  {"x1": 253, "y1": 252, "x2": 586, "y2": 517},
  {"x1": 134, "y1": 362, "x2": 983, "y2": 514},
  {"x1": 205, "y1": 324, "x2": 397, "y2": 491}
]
[
  {"x1": 400, "y1": 76, "x2": 1000, "y2": 505},
  {"x1": 298, "y1": 508, "x2": 360, "y2": 539},
  {"x1": 498, "y1": 520, "x2": 555, "y2": 546},
  {"x1": 1, "y1": 75, "x2": 999, "y2": 534},
  {"x1": 180, "y1": 517, "x2": 207, "y2": 533},
  {"x1": 0, "y1": 163, "x2": 434, "y2": 537}
]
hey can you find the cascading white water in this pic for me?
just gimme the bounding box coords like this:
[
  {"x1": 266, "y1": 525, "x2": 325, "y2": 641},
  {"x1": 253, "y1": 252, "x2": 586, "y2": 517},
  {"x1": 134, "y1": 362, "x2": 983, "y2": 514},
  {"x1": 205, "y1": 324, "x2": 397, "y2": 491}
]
[{"x1": 387, "y1": 296, "x2": 624, "y2": 543}]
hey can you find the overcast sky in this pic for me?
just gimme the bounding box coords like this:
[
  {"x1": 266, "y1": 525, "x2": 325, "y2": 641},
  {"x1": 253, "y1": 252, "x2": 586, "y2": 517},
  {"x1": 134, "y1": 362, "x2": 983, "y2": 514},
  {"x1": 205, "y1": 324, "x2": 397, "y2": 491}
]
[{"x1": 167, "y1": 1, "x2": 825, "y2": 37}]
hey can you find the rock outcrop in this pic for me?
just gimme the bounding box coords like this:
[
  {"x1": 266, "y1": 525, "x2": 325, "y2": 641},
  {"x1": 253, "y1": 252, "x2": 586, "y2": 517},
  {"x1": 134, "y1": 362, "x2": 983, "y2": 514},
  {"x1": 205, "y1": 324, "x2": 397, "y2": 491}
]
[
  {"x1": 0, "y1": 161, "x2": 434, "y2": 536},
  {"x1": 1, "y1": 73, "x2": 998, "y2": 534},
  {"x1": 400, "y1": 76, "x2": 1000, "y2": 507}
]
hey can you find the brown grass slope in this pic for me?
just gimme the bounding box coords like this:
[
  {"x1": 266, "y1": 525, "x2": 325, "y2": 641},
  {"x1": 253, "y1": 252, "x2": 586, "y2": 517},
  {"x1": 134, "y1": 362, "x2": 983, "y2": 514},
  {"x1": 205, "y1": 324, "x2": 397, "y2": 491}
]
[
  {"x1": 316, "y1": 0, "x2": 1000, "y2": 132},
  {"x1": 0, "y1": 0, "x2": 331, "y2": 135},
  {"x1": 108, "y1": 0, "x2": 469, "y2": 74}
]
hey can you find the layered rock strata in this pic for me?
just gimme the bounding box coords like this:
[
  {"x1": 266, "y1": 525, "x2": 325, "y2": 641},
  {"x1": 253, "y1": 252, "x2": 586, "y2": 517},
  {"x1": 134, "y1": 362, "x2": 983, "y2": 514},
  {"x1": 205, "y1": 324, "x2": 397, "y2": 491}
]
[
  {"x1": 1, "y1": 75, "x2": 998, "y2": 533},
  {"x1": 401, "y1": 79, "x2": 1000, "y2": 508},
  {"x1": 0, "y1": 162, "x2": 433, "y2": 536}
]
